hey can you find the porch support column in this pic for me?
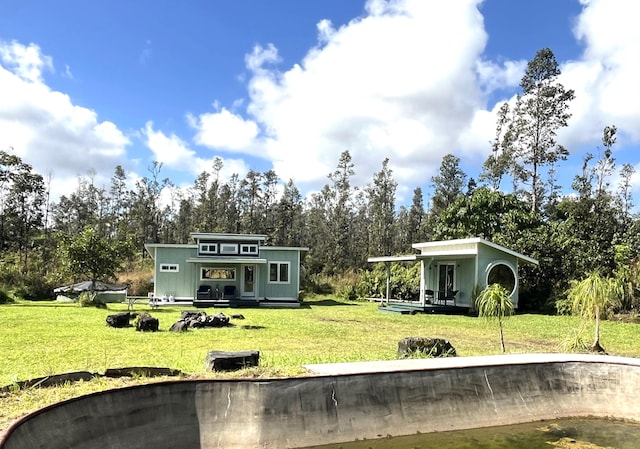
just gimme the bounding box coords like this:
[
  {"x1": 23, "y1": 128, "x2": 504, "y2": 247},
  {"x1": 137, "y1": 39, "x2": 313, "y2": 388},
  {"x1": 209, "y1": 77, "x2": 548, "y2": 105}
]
[
  {"x1": 419, "y1": 259, "x2": 425, "y2": 307},
  {"x1": 385, "y1": 262, "x2": 391, "y2": 304}
]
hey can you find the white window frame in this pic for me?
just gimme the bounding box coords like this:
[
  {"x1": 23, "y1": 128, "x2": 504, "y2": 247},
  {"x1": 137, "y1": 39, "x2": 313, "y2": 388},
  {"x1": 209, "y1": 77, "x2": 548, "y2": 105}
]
[
  {"x1": 199, "y1": 243, "x2": 218, "y2": 255},
  {"x1": 240, "y1": 243, "x2": 259, "y2": 256},
  {"x1": 200, "y1": 267, "x2": 236, "y2": 281},
  {"x1": 160, "y1": 263, "x2": 179, "y2": 273},
  {"x1": 437, "y1": 261, "x2": 457, "y2": 293},
  {"x1": 219, "y1": 243, "x2": 238, "y2": 255},
  {"x1": 268, "y1": 261, "x2": 290, "y2": 284}
]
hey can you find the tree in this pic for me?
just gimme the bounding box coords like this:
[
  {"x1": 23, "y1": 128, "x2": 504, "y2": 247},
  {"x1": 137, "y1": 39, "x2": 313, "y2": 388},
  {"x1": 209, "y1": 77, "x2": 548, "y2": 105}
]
[
  {"x1": 327, "y1": 150, "x2": 356, "y2": 274},
  {"x1": 430, "y1": 153, "x2": 467, "y2": 216},
  {"x1": 475, "y1": 284, "x2": 514, "y2": 353},
  {"x1": 58, "y1": 226, "x2": 127, "y2": 291},
  {"x1": 566, "y1": 272, "x2": 622, "y2": 353},
  {"x1": 501, "y1": 48, "x2": 575, "y2": 212},
  {"x1": 366, "y1": 158, "x2": 397, "y2": 257}
]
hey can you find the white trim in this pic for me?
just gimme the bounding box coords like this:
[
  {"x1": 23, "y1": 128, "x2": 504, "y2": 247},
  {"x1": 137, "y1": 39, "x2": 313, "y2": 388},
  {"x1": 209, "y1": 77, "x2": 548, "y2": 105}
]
[
  {"x1": 268, "y1": 261, "x2": 291, "y2": 284},
  {"x1": 200, "y1": 267, "x2": 236, "y2": 281},
  {"x1": 485, "y1": 260, "x2": 518, "y2": 297},
  {"x1": 219, "y1": 243, "x2": 238, "y2": 255},
  {"x1": 412, "y1": 237, "x2": 538, "y2": 266},
  {"x1": 190, "y1": 232, "x2": 267, "y2": 242},
  {"x1": 199, "y1": 243, "x2": 218, "y2": 255},
  {"x1": 239, "y1": 243, "x2": 259, "y2": 256},
  {"x1": 186, "y1": 257, "x2": 267, "y2": 264},
  {"x1": 159, "y1": 263, "x2": 179, "y2": 273}
]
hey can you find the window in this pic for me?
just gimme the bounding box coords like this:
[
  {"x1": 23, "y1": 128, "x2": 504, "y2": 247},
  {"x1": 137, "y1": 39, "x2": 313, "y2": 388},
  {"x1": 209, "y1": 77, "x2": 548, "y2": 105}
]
[
  {"x1": 486, "y1": 262, "x2": 516, "y2": 295},
  {"x1": 160, "y1": 263, "x2": 179, "y2": 272},
  {"x1": 199, "y1": 243, "x2": 218, "y2": 255},
  {"x1": 219, "y1": 243, "x2": 238, "y2": 255},
  {"x1": 240, "y1": 244, "x2": 259, "y2": 255},
  {"x1": 269, "y1": 262, "x2": 290, "y2": 283},
  {"x1": 201, "y1": 268, "x2": 236, "y2": 280}
]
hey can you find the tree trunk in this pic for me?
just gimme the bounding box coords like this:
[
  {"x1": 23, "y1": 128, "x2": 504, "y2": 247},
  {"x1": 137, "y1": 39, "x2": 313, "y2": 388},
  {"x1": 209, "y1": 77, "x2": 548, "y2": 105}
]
[
  {"x1": 499, "y1": 320, "x2": 506, "y2": 353},
  {"x1": 591, "y1": 306, "x2": 605, "y2": 353}
]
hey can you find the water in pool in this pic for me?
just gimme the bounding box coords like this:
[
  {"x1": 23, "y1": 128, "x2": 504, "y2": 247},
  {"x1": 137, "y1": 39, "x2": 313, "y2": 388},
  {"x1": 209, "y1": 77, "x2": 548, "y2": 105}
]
[{"x1": 300, "y1": 417, "x2": 640, "y2": 449}]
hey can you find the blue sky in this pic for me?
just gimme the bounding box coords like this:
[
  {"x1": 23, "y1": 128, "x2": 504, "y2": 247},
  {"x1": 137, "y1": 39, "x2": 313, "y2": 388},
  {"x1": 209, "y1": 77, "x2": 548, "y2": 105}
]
[{"x1": 1, "y1": 0, "x2": 639, "y2": 209}]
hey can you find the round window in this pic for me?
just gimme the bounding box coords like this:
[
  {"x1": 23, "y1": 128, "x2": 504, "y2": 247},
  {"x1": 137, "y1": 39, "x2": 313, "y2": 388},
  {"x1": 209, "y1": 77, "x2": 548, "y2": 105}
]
[{"x1": 487, "y1": 263, "x2": 516, "y2": 295}]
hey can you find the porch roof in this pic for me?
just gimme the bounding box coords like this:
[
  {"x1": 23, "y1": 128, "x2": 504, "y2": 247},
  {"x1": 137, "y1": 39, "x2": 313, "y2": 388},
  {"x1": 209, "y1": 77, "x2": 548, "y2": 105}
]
[
  {"x1": 186, "y1": 257, "x2": 268, "y2": 264},
  {"x1": 411, "y1": 237, "x2": 538, "y2": 266}
]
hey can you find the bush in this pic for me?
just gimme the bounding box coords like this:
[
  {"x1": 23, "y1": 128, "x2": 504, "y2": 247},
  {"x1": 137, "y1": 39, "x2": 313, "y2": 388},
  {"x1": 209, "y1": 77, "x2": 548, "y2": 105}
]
[
  {"x1": 77, "y1": 291, "x2": 105, "y2": 308},
  {"x1": 0, "y1": 288, "x2": 12, "y2": 304}
]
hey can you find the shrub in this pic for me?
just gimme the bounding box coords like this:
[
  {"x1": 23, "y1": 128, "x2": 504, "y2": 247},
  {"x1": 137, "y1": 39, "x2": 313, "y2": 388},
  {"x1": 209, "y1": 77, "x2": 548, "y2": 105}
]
[{"x1": 0, "y1": 288, "x2": 11, "y2": 304}]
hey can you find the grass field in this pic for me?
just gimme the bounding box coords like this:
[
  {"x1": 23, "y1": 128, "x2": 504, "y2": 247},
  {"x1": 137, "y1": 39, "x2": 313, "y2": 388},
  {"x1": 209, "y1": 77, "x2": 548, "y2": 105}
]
[{"x1": 1, "y1": 296, "x2": 640, "y2": 431}]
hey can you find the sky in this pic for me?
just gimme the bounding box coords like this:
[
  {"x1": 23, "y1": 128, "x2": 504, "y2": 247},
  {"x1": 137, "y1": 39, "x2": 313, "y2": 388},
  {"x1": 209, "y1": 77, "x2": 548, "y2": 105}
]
[{"x1": 1, "y1": 0, "x2": 639, "y2": 209}]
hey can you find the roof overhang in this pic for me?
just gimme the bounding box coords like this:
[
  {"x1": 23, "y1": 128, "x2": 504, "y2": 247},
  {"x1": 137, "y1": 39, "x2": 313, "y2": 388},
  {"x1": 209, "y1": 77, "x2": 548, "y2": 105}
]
[
  {"x1": 186, "y1": 257, "x2": 268, "y2": 264},
  {"x1": 190, "y1": 233, "x2": 268, "y2": 242},
  {"x1": 411, "y1": 237, "x2": 538, "y2": 266}
]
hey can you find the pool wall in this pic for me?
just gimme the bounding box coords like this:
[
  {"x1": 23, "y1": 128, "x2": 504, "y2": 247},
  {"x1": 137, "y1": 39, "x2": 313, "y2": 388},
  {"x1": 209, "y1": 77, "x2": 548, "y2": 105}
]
[{"x1": 1, "y1": 354, "x2": 639, "y2": 449}]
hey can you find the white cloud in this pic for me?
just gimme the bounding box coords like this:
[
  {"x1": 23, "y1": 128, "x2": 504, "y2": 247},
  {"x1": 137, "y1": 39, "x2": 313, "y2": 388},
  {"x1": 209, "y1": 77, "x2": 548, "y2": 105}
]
[
  {"x1": 558, "y1": 0, "x2": 640, "y2": 147},
  {"x1": 0, "y1": 41, "x2": 130, "y2": 200},
  {"x1": 189, "y1": 108, "x2": 260, "y2": 152},
  {"x1": 238, "y1": 0, "x2": 491, "y2": 189},
  {"x1": 0, "y1": 40, "x2": 53, "y2": 82},
  {"x1": 143, "y1": 121, "x2": 251, "y2": 185}
]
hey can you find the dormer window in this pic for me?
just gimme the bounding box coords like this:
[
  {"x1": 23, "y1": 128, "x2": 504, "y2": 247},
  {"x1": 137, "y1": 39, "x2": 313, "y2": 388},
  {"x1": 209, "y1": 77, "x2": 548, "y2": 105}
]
[
  {"x1": 199, "y1": 243, "x2": 218, "y2": 255},
  {"x1": 240, "y1": 244, "x2": 259, "y2": 256},
  {"x1": 219, "y1": 243, "x2": 238, "y2": 255}
]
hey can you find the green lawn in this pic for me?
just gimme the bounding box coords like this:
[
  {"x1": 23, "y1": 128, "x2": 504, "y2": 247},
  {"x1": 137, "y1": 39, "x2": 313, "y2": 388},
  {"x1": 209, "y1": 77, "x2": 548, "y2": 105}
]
[{"x1": 1, "y1": 296, "x2": 639, "y2": 431}]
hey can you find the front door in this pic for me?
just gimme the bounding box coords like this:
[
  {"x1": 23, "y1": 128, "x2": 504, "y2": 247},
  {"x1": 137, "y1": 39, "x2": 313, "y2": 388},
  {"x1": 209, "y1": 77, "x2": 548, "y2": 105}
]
[
  {"x1": 241, "y1": 265, "x2": 256, "y2": 298},
  {"x1": 437, "y1": 263, "x2": 456, "y2": 295}
]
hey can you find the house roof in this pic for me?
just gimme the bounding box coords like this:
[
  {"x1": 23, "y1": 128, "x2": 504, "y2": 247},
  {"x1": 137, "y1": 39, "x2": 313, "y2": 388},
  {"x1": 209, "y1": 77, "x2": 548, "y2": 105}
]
[
  {"x1": 411, "y1": 237, "x2": 538, "y2": 266},
  {"x1": 368, "y1": 237, "x2": 538, "y2": 266},
  {"x1": 189, "y1": 232, "x2": 268, "y2": 242}
]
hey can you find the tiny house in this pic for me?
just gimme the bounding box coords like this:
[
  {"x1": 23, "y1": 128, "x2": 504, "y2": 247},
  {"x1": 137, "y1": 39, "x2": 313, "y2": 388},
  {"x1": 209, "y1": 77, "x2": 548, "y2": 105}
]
[
  {"x1": 368, "y1": 237, "x2": 538, "y2": 311},
  {"x1": 145, "y1": 233, "x2": 308, "y2": 307}
]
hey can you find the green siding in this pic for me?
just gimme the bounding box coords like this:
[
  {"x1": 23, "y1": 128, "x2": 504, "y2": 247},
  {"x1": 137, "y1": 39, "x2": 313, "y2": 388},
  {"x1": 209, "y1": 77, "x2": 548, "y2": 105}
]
[
  {"x1": 477, "y1": 244, "x2": 520, "y2": 307},
  {"x1": 151, "y1": 244, "x2": 304, "y2": 301},
  {"x1": 154, "y1": 246, "x2": 198, "y2": 299},
  {"x1": 259, "y1": 248, "x2": 301, "y2": 300}
]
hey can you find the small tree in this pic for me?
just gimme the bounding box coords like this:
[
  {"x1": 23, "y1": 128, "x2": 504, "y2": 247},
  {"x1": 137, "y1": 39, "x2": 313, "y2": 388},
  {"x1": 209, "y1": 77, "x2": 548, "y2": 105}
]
[
  {"x1": 566, "y1": 272, "x2": 622, "y2": 353},
  {"x1": 58, "y1": 226, "x2": 126, "y2": 294},
  {"x1": 476, "y1": 284, "x2": 514, "y2": 353}
]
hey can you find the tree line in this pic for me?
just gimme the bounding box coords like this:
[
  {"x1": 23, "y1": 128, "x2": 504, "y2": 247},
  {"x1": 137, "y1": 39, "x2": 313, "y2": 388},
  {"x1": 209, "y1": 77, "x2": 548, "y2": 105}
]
[{"x1": 0, "y1": 48, "x2": 638, "y2": 312}]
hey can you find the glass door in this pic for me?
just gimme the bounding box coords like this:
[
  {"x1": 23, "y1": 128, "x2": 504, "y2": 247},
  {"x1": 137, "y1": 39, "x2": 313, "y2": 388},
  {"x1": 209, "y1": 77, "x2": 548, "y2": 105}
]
[
  {"x1": 437, "y1": 263, "x2": 456, "y2": 302},
  {"x1": 241, "y1": 265, "x2": 256, "y2": 298}
]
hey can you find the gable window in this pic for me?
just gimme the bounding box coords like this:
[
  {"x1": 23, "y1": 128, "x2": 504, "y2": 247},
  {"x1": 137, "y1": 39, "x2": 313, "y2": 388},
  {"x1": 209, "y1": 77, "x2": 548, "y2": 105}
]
[
  {"x1": 269, "y1": 262, "x2": 290, "y2": 284},
  {"x1": 160, "y1": 263, "x2": 179, "y2": 272},
  {"x1": 201, "y1": 268, "x2": 236, "y2": 280},
  {"x1": 219, "y1": 243, "x2": 238, "y2": 255},
  {"x1": 240, "y1": 244, "x2": 259, "y2": 256},
  {"x1": 199, "y1": 243, "x2": 218, "y2": 255}
]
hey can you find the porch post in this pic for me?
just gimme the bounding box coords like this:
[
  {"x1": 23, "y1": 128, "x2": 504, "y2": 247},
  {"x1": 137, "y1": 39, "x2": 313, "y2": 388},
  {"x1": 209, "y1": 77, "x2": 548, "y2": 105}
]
[
  {"x1": 385, "y1": 262, "x2": 390, "y2": 304},
  {"x1": 419, "y1": 258, "x2": 425, "y2": 306}
]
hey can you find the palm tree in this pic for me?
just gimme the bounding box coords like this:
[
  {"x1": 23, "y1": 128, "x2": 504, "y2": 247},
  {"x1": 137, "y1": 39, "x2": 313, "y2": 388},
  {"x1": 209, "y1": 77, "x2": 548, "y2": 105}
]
[
  {"x1": 476, "y1": 284, "x2": 514, "y2": 353},
  {"x1": 566, "y1": 272, "x2": 622, "y2": 353}
]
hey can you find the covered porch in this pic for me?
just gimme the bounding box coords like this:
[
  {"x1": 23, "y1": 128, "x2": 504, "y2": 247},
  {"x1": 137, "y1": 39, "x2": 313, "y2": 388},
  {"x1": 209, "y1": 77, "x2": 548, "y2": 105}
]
[{"x1": 368, "y1": 238, "x2": 539, "y2": 314}]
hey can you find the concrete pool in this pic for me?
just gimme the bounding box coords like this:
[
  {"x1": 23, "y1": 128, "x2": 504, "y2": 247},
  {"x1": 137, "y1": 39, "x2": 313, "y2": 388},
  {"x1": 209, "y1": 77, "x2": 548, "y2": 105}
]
[{"x1": 1, "y1": 354, "x2": 639, "y2": 448}]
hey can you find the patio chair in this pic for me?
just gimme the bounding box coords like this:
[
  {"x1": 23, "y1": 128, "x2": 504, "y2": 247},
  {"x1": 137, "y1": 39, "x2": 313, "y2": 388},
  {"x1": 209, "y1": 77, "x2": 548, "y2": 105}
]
[
  {"x1": 223, "y1": 285, "x2": 236, "y2": 299},
  {"x1": 425, "y1": 289, "x2": 435, "y2": 304}
]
